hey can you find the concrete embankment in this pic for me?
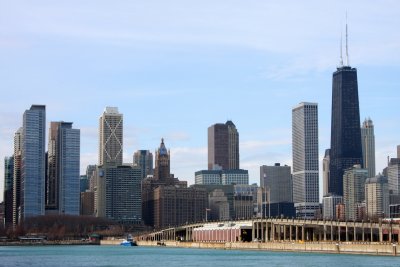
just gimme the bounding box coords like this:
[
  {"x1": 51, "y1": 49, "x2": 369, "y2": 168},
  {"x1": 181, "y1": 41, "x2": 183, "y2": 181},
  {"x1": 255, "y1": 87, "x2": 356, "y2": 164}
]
[
  {"x1": 100, "y1": 239, "x2": 124, "y2": 245},
  {"x1": 136, "y1": 240, "x2": 398, "y2": 256}
]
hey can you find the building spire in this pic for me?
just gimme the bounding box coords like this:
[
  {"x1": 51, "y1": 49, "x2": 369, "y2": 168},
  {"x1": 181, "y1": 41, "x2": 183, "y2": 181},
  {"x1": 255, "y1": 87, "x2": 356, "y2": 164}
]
[
  {"x1": 339, "y1": 29, "x2": 343, "y2": 67},
  {"x1": 345, "y1": 12, "x2": 349, "y2": 66}
]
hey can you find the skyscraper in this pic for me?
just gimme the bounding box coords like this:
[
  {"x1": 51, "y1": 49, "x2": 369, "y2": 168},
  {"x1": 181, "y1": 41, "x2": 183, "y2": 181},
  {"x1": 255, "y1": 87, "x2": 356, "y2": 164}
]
[
  {"x1": 208, "y1": 121, "x2": 239, "y2": 170},
  {"x1": 260, "y1": 164, "x2": 295, "y2": 218},
  {"x1": 329, "y1": 26, "x2": 363, "y2": 196},
  {"x1": 12, "y1": 128, "x2": 22, "y2": 226},
  {"x1": 21, "y1": 105, "x2": 46, "y2": 220},
  {"x1": 154, "y1": 138, "x2": 172, "y2": 183},
  {"x1": 322, "y1": 149, "x2": 330, "y2": 197},
  {"x1": 99, "y1": 107, "x2": 123, "y2": 166},
  {"x1": 365, "y1": 174, "x2": 389, "y2": 219},
  {"x1": 95, "y1": 165, "x2": 142, "y2": 223},
  {"x1": 95, "y1": 107, "x2": 142, "y2": 223},
  {"x1": 361, "y1": 118, "x2": 376, "y2": 178},
  {"x1": 343, "y1": 164, "x2": 368, "y2": 220},
  {"x1": 260, "y1": 164, "x2": 293, "y2": 204},
  {"x1": 388, "y1": 158, "x2": 400, "y2": 196},
  {"x1": 133, "y1": 150, "x2": 153, "y2": 180},
  {"x1": 4, "y1": 156, "x2": 14, "y2": 227},
  {"x1": 47, "y1": 122, "x2": 80, "y2": 215},
  {"x1": 292, "y1": 102, "x2": 319, "y2": 218}
]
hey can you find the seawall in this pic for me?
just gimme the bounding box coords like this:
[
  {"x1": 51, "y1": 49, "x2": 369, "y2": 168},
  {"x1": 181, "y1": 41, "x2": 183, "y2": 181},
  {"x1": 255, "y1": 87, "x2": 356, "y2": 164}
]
[{"x1": 135, "y1": 240, "x2": 399, "y2": 256}]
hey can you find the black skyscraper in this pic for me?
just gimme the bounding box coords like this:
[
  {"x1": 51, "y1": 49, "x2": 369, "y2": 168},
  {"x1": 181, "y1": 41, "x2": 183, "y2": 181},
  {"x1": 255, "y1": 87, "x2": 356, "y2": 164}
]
[{"x1": 329, "y1": 65, "x2": 363, "y2": 196}]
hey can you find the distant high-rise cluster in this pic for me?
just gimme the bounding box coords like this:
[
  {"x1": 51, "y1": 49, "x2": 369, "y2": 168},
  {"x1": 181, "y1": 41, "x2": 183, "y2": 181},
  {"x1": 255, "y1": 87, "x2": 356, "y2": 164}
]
[
  {"x1": 2, "y1": 22, "x2": 400, "y2": 232},
  {"x1": 3, "y1": 105, "x2": 81, "y2": 227},
  {"x1": 142, "y1": 139, "x2": 206, "y2": 228}
]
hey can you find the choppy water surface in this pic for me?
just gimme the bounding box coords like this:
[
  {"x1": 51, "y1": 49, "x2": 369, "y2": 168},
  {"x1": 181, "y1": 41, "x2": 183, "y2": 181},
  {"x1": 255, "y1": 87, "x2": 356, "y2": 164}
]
[{"x1": 0, "y1": 245, "x2": 398, "y2": 267}]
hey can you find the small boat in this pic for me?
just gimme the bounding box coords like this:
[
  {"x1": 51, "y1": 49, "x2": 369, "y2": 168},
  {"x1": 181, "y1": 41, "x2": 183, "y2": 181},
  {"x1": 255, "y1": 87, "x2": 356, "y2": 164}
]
[
  {"x1": 120, "y1": 235, "x2": 137, "y2": 246},
  {"x1": 120, "y1": 239, "x2": 136, "y2": 246}
]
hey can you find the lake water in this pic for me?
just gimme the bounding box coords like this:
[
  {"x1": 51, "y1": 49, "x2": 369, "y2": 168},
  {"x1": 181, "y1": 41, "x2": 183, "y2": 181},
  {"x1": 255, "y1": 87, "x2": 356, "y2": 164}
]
[{"x1": 0, "y1": 245, "x2": 398, "y2": 267}]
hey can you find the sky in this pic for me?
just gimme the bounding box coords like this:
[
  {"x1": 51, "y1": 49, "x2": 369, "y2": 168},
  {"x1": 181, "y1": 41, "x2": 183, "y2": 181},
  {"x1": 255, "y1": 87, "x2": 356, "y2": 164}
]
[{"x1": 1, "y1": 1, "x2": 399, "y2": 202}]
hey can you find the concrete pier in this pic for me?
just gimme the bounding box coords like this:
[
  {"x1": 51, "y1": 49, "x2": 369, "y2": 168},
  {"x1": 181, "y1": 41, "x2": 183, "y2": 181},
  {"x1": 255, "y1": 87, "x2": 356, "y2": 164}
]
[{"x1": 135, "y1": 218, "x2": 399, "y2": 256}]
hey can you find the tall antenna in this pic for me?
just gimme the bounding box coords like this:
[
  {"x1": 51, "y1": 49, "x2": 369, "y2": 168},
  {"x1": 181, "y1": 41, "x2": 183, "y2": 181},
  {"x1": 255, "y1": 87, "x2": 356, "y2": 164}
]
[
  {"x1": 340, "y1": 29, "x2": 343, "y2": 66},
  {"x1": 345, "y1": 12, "x2": 349, "y2": 66}
]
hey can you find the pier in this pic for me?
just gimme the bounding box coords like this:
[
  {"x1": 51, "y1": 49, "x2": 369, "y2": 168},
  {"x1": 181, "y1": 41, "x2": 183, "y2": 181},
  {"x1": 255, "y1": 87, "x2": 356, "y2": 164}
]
[{"x1": 134, "y1": 218, "x2": 400, "y2": 256}]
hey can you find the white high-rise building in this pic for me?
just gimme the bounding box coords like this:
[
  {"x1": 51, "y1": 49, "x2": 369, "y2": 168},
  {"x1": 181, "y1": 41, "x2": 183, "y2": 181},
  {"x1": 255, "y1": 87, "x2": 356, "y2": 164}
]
[
  {"x1": 361, "y1": 118, "x2": 376, "y2": 178},
  {"x1": 365, "y1": 174, "x2": 389, "y2": 219},
  {"x1": 292, "y1": 102, "x2": 319, "y2": 218},
  {"x1": 99, "y1": 107, "x2": 123, "y2": 166},
  {"x1": 343, "y1": 164, "x2": 368, "y2": 221},
  {"x1": 322, "y1": 194, "x2": 343, "y2": 220}
]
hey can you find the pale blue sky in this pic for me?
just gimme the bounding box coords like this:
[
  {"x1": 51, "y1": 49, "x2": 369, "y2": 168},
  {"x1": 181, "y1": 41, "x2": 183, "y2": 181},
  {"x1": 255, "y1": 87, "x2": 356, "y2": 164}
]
[{"x1": 1, "y1": 1, "x2": 399, "y2": 201}]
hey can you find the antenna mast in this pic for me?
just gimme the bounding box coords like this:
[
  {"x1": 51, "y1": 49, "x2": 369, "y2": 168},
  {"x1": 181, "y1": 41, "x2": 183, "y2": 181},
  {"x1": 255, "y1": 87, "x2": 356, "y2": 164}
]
[
  {"x1": 340, "y1": 29, "x2": 343, "y2": 66},
  {"x1": 345, "y1": 13, "x2": 349, "y2": 66}
]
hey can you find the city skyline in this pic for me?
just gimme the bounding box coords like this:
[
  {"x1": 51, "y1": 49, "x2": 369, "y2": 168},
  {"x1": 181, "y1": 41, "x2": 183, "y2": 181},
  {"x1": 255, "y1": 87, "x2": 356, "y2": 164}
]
[{"x1": 1, "y1": 1, "x2": 400, "y2": 202}]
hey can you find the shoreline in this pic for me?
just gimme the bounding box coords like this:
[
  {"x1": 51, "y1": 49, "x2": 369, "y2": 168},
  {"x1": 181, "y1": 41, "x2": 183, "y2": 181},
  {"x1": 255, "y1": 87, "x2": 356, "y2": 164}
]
[
  {"x1": 0, "y1": 241, "x2": 99, "y2": 246},
  {"x1": 134, "y1": 240, "x2": 399, "y2": 257}
]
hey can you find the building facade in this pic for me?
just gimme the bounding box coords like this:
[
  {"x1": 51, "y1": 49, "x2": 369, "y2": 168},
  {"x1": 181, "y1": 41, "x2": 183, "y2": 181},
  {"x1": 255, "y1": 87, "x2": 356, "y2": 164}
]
[
  {"x1": 21, "y1": 105, "x2": 46, "y2": 220},
  {"x1": 3, "y1": 156, "x2": 14, "y2": 227},
  {"x1": 46, "y1": 122, "x2": 80, "y2": 215},
  {"x1": 195, "y1": 170, "x2": 222, "y2": 185},
  {"x1": 292, "y1": 102, "x2": 319, "y2": 218},
  {"x1": 80, "y1": 191, "x2": 94, "y2": 216},
  {"x1": 322, "y1": 194, "x2": 343, "y2": 220},
  {"x1": 329, "y1": 64, "x2": 363, "y2": 196},
  {"x1": 343, "y1": 165, "x2": 368, "y2": 221},
  {"x1": 195, "y1": 169, "x2": 249, "y2": 185},
  {"x1": 260, "y1": 164, "x2": 292, "y2": 204},
  {"x1": 388, "y1": 158, "x2": 400, "y2": 196},
  {"x1": 221, "y1": 169, "x2": 249, "y2": 185},
  {"x1": 361, "y1": 118, "x2": 376, "y2": 178},
  {"x1": 233, "y1": 184, "x2": 258, "y2": 219},
  {"x1": 95, "y1": 165, "x2": 142, "y2": 223},
  {"x1": 208, "y1": 189, "x2": 230, "y2": 221},
  {"x1": 322, "y1": 149, "x2": 330, "y2": 197},
  {"x1": 99, "y1": 107, "x2": 123, "y2": 166},
  {"x1": 365, "y1": 174, "x2": 389, "y2": 219},
  {"x1": 153, "y1": 186, "x2": 206, "y2": 229},
  {"x1": 12, "y1": 128, "x2": 22, "y2": 226},
  {"x1": 192, "y1": 184, "x2": 235, "y2": 220},
  {"x1": 80, "y1": 175, "x2": 88, "y2": 193},
  {"x1": 208, "y1": 121, "x2": 239, "y2": 170},
  {"x1": 133, "y1": 150, "x2": 153, "y2": 180}
]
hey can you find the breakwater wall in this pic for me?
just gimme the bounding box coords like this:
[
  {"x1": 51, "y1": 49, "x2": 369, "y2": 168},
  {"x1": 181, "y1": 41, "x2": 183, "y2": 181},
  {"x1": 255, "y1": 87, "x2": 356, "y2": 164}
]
[{"x1": 136, "y1": 240, "x2": 398, "y2": 256}]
